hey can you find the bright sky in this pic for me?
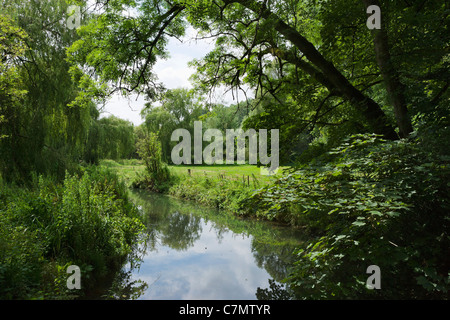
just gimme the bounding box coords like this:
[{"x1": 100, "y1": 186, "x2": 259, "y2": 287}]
[
  {"x1": 81, "y1": 1, "x2": 249, "y2": 126},
  {"x1": 100, "y1": 30, "x2": 240, "y2": 126}
]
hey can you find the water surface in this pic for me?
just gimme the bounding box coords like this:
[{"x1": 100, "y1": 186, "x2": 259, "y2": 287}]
[{"x1": 112, "y1": 190, "x2": 304, "y2": 300}]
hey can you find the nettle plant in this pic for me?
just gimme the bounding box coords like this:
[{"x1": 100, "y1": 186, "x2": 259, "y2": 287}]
[{"x1": 241, "y1": 134, "x2": 449, "y2": 299}]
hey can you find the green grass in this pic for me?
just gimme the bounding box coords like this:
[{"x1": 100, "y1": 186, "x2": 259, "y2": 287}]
[
  {"x1": 100, "y1": 159, "x2": 146, "y2": 187},
  {"x1": 168, "y1": 164, "x2": 286, "y2": 185},
  {"x1": 100, "y1": 159, "x2": 288, "y2": 187}
]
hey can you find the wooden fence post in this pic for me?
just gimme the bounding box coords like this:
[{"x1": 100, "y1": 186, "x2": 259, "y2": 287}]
[{"x1": 251, "y1": 173, "x2": 259, "y2": 188}]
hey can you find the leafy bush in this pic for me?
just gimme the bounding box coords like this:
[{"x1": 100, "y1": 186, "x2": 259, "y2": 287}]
[
  {"x1": 134, "y1": 132, "x2": 172, "y2": 192},
  {"x1": 240, "y1": 134, "x2": 449, "y2": 299},
  {"x1": 0, "y1": 214, "x2": 45, "y2": 299},
  {"x1": 0, "y1": 167, "x2": 144, "y2": 299},
  {"x1": 56, "y1": 167, "x2": 143, "y2": 273}
]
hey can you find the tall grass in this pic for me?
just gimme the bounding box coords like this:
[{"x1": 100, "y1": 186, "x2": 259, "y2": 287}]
[
  {"x1": 0, "y1": 166, "x2": 145, "y2": 299},
  {"x1": 166, "y1": 171, "x2": 256, "y2": 213}
]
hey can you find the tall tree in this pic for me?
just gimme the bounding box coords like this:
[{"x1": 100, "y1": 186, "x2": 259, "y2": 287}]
[
  {"x1": 362, "y1": 0, "x2": 413, "y2": 138},
  {"x1": 67, "y1": 0, "x2": 449, "y2": 142},
  {"x1": 85, "y1": 115, "x2": 136, "y2": 161},
  {"x1": 0, "y1": 0, "x2": 103, "y2": 181},
  {"x1": 141, "y1": 88, "x2": 206, "y2": 162},
  {"x1": 0, "y1": 15, "x2": 28, "y2": 143}
]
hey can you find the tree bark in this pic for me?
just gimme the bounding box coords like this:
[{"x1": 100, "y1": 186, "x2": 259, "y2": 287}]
[
  {"x1": 363, "y1": 0, "x2": 413, "y2": 138},
  {"x1": 228, "y1": 0, "x2": 399, "y2": 140}
]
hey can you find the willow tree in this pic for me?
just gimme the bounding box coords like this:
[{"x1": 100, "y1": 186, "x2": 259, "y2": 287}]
[
  {"x1": 141, "y1": 88, "x2": 206, "y2": 162},
  {"x1": 0, "y1": 0, "x2": 101, "y2": 181},
  {"x1": 67, "y1": 0, "x2": 448, "y2": 142},
  {"x1": 96, "y1": 115, "x2": 136, "y2": 160},
  {"x1": 0, "y1": 16, "x2": 28, "y2": 136}
]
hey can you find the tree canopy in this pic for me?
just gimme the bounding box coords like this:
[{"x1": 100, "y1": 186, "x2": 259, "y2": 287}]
[
  {"x1": 67, "y1": 0, "x2": 448, "y2": 146},
  {"x1": 0, "y1": 0, "x2": 95, "y2": 181}
]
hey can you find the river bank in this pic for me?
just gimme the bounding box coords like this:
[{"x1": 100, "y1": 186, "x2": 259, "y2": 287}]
[
  {"x1": 0, "y1": 166, "x2": 145, "y2": 299},
  {"x1": 99, "y1": 159, "x2": 292, "y2": 224},
  {"x1": 107, "y1": 133, "x2": 450, "y2": 300}
]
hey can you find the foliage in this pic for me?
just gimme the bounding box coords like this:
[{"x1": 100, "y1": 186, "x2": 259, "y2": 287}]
[
  {"x1": 201, "y1": 101, "x2": 250, "y2": 132},
  {"x1": 66, "y1": 0, "x2": 185, "y2": 98},
  {"x1": 84, "y1": 115, "x2": 136, "y2": 163},
  {"x1": 67, "y1": 0, "x2": 448, "y2": 162},
  {"x1": 240, "y1": 134, "x2": 449, "y2": 299},
  {"x1": 1, "y1": 0, "x2": 448, "y2": 300},
  {"x1": 0, "y1": 1, "x2": 98, "y2": 183},
  {"x1": 134, "y1": 132, "x2": 172, "y2": 192},
  {"x1": 141, "y1": 88, "x2": 256, "y2": 166},
  {"x1": 167, "y1": 170, "x2": 255, "y2": 213},
  {"x1": 0, "y1": 167, "x2": 145, "y2": 299},
  {"x1": 0, "y1": 15, "x2": 28, "y2": 140},
  {"x1": 141, "y1": 88, "x2": 207, "y2": 163}
]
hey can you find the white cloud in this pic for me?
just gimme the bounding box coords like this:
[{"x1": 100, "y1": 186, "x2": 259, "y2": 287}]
[
  {"x1": 153, "y1": 54, "x2": 195, "y2": 89},
  {"x1": 101, "y1": 33, "x2": 213, "y2": 126},
  {"x1": 100, "y1": 92, "x2": 146, "y2": 126}
]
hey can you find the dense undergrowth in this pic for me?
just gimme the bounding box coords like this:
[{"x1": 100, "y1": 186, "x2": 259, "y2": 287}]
[
  {"x1": 0, "y1": 166, "x2": 144, "y2": 299},
  {"x1": 240, "y1": 134, "x2": 449, "y2": 299}
]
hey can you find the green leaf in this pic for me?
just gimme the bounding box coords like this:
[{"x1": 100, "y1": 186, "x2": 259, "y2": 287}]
[{"x1": 352, "y1": 221, "x2": 366, "y2": 227}]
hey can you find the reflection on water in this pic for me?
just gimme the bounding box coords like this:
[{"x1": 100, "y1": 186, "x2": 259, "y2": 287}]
[{"x1": 106, "y1": 190, "x2": 305, "y2": 300}]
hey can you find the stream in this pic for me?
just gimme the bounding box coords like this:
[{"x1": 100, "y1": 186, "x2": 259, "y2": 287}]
[{"x1": 102, "y1": 189, "x2": 305, "y2": 300}]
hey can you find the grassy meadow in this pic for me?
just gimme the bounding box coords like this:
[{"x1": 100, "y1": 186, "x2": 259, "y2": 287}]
[
  {"x1": 100, "y1": 159, "x2": 288, "y2": 187},
  {"x1": 99, "y1": 159, "x2": 290, "y2": 214}
]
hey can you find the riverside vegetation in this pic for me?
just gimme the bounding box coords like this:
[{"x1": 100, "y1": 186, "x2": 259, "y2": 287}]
[
  {"x1": 128, "y1": 130, "x2": 449, "y2": 299},
  {"x1": 0, "y1": 5, "x2": 145, "y2": 299},
  {"x1": 0, "y1": 166, "x2": 144, "y2": 299},
  {"x1": 1, "y1": 0, "x2": 448, "y2": 300}
]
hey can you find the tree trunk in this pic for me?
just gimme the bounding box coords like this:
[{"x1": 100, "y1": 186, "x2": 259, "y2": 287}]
[
  {"x1": 363, "y1": 0, "x2": 413, "y2": 138},
  {"x1": 230, "y1": 0, "x2": 399, "y2": 140}
]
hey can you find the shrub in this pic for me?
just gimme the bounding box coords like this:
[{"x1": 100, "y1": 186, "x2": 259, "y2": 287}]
[
  {"x1": 134, "y1": 132, "x2": 172, "y2": 192},
  {"x1": 241, "y1": 134, "x2": 449, "y2": 299},
  {"x1": 167, "y1": 172, "x2": 254, "y2": 212}
]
